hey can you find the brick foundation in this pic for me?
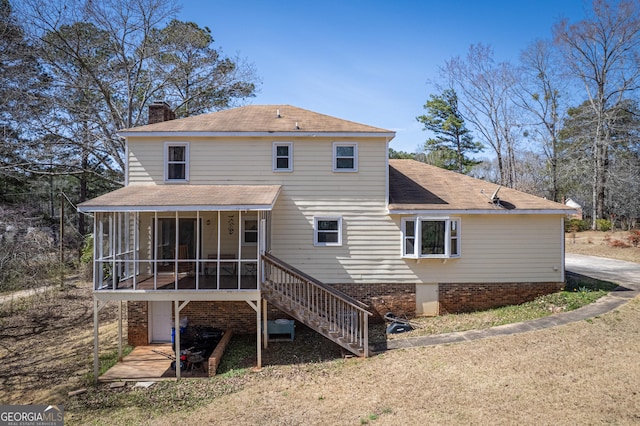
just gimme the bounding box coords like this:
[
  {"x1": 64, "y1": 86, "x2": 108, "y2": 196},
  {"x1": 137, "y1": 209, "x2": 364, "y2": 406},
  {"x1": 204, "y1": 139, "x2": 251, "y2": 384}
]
[
  {"x1": 331, "y1": 283, "x2": 416, "y2": 323},
  {"x1": 438, "y1": 282, "x2": 565, "y2": 314},
  {"x1": 126, "y1": 281, "x2": 564, "y2": 342},
  {"x1": 127, "y1": 301, "x2": 148, "y2": 346},
  {"x1": 180, "y1": 301, "x2": 257, "y2": 331},
  {"x1": 127, "y1": 300, "x2": 258, "y2": 346}
]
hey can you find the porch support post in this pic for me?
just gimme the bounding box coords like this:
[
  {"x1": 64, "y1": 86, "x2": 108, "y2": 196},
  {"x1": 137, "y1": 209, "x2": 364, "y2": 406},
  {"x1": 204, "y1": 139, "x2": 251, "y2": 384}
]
[
  {"x1": 256, "y1": 298, "x2": 262, "y2": 369},
  {"x1": 173, "y1": 300, "x2": 190, "y2": 380},
  {"x1": 174, "y1": 299, "x2": 181, "y2": 380},
  {"x1": 245, "y1": 300, "x2": 262, "y2": 369},
  {"x1": 93, "y1": 296, "x2": 99, "y2": 383},
  {"x1": 262, "y1": 298, "x2": 268, "y2": 350},
  {"x1": 117, "y1": 300, "x2": 123, "y2": 359}
]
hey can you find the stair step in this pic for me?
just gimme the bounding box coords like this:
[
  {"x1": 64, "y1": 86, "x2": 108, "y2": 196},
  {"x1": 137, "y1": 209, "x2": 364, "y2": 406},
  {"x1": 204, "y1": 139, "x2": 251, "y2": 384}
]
[{"x1": 261, "y1": 261, "x2": 369, "y2": 358}]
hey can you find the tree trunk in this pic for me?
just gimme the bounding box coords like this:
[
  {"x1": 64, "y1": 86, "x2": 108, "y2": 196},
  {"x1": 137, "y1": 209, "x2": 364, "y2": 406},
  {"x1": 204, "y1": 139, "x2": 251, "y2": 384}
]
[{"x1": 78, "y1": 147, "x2": 89, "y2": 236}]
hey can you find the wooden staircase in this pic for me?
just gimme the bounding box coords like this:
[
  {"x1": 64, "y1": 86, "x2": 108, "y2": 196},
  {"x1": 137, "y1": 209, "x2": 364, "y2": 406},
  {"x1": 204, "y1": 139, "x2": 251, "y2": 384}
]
[{"x1": 261, "y1": 253, "x2": 372, "y2": 357}]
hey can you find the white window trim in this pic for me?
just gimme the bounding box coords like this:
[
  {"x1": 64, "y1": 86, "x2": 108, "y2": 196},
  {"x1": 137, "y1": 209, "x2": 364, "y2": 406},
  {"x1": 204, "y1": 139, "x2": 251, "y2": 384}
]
[
  {"x1": 401, "y1": 216, "x2": 461, "y2": 259},
  {"x1": 164, "y1": 142, "x2": 189, "y2": 182},
  {"x1": 332, "y1": 142, "x2": 358, "y2": 172},
  {"x1": 242, "y1": 217, "x2": 258, "y2": 246},
  {"x1": 272, "y1": 141, "x2": 293, "y2": 172},
  {"x1": 314, "y1": 216, "x2": 343, "y2": 247}
]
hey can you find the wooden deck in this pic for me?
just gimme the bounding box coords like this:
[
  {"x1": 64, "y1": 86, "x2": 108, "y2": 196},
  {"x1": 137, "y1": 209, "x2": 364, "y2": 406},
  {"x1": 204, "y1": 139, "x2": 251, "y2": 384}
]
[{"x1": 99, "y1": 344, "x2": 208, "y2": 381}]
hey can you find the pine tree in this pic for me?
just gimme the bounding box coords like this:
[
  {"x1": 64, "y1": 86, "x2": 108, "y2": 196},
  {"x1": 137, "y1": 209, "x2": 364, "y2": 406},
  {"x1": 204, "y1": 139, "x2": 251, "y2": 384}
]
[{"x1": 417, "y1": 89, "x2": 482, "y2": 173}]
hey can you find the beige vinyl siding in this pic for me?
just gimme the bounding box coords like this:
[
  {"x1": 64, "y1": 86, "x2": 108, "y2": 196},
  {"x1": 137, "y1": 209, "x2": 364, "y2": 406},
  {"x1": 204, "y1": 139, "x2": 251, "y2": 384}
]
[
  {"x1": 127, "y1": 136, "x2": 401, "y2": 284},
  {"x1": 395, "y1": 214, "x2": 565, "y2": 283},
  {"x1": 270, "y1": 196, "x2": 402, "y2": 283},
  {"x1": 128, "y1": 137, "x2": 385, "y2": 186},
  {"x1": 126, "y1": 136, "x2": 564, "y2": 285}
]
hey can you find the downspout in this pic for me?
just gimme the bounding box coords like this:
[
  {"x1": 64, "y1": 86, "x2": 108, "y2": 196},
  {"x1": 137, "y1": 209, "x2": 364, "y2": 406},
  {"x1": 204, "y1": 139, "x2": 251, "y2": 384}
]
[
  {"x1": 124, "y1": 137, "x2": 129, "y2": 187},
  {"x1": 561, "y1": 216, "x2": 566, "y2": 282},
  {"x1": 385, "y1": 137, "x2": 390, "y2": 212}
]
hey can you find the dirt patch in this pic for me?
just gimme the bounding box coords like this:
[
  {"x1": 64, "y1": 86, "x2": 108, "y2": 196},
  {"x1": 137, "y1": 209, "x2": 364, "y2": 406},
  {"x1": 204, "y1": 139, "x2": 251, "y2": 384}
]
[
  {"x1": 0, "y1": 279, "x2": 120, "y2": 404},
  {"x1": 566, "y1": 230, "x2": 640, "y2": 263}
]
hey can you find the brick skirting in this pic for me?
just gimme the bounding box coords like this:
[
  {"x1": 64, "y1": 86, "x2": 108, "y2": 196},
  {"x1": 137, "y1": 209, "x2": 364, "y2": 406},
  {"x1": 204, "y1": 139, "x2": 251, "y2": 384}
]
[
  {"x1": 331, "y1": 283, "x2": 416, "y2": 323},
  {"x1": 180, "y1": 301, "x2": 256, "y2": 331},
  {"x1": 438, "y1": 281, "x2": 565, "y2": 314},
  {"x1": 126, "y1": 281, "x2": 564, "y2": 343},
  {"x1": 127, "y1": 301, "x2": 258, "y2": 346}
]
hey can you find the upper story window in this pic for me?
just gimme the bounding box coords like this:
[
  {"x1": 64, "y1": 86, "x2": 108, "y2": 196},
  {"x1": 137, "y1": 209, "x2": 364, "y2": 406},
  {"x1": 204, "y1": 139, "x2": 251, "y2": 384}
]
[
  {"x1": 165, "y1": 142, "x2": 189, "y2": 182},
  {"x1": 273, "y1": 142, "x2": 293, "y2": 172},
  {"x1": 402, "y1": 217, "x2": 461, "y2": 259},
  {"x1": 314, "y1": 216, "x2": 342, "y2": 246},
  {"x1": 333, "y1": 142, "x2": 358, "y2": 172}
]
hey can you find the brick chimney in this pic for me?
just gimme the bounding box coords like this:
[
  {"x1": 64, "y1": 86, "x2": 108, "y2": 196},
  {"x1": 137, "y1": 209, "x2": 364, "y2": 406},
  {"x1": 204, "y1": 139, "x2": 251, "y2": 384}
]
[{"x1": 148, "y1": 101, "x2": 176, "y2": 124}]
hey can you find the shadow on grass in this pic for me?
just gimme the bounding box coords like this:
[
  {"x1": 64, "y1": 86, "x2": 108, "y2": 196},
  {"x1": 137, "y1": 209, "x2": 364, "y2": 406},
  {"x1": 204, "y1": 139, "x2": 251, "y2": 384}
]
[
  {"x1": 565, "y1": 271, "x2": 625, "y2": 292},
  {"x1": 217, "y1": 322, "x2": 388, "y2": 374}
]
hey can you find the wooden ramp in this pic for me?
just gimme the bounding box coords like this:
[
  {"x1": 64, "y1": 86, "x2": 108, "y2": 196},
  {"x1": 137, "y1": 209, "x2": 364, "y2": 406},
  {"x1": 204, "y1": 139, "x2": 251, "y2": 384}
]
[{"x1": 99, "y1": 344, "x2": 207, "y2": 381}]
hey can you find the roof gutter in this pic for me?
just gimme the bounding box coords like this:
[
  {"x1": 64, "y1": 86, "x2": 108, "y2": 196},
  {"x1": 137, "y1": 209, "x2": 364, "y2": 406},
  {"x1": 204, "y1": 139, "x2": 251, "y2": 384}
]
[
  {"x1": 79, "y1": 204, "x2": 277, "y2": 213},
  {"x1": 117, "y1": 131, "x2": 396, "y2": 139},
  {"x1": 388, "y1": 208, "x2": 579, "y2": 215}
]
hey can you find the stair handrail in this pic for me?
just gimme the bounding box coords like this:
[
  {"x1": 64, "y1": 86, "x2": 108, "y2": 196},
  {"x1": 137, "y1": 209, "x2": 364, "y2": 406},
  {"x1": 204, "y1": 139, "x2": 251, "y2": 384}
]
[{"x1": 261, "y1": 252, "x2": 371, "y2": 312}]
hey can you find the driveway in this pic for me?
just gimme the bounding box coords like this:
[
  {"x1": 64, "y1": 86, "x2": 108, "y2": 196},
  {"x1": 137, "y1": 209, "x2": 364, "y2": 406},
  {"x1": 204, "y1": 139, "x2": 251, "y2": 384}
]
[{"x1": 565, "y1": 253, "x2": 640, "y2": 291}]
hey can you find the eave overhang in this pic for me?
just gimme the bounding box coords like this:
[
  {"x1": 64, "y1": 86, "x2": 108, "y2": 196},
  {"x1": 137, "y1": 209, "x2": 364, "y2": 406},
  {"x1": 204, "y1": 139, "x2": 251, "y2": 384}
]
[
  {"x1": 117, "y1": 131, "x2": 396, "y2": 139},
  {"x1": 78, "y1": 184, "x2": 282, "y2": 213}
]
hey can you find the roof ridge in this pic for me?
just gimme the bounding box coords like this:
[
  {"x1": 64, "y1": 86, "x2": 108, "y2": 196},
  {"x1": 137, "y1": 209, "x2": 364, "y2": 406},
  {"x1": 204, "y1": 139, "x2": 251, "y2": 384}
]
[{"x1": 120, "y1": 104, "x2": 395, "y2": 135}]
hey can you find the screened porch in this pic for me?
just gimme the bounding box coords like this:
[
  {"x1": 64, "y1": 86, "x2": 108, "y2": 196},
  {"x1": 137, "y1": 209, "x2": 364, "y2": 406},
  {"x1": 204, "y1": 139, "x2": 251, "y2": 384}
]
[
  {"x1": 78, "y1": 184, "x2": 281, "y2": 293},
  {"x1": 93, "y1": 209, "x2": 271, "y2": 291}
]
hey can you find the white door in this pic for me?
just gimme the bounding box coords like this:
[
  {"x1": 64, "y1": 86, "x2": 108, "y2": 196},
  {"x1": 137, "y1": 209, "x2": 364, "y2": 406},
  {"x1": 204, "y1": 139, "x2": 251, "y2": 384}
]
[{"x1": 150, "y1": 301, "x2": 172, "y2": 342}]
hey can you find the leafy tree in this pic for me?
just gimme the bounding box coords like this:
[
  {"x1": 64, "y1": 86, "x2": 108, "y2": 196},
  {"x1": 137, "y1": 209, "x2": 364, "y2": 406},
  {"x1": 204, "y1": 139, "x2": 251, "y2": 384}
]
[
  {"x1": 417, "y1": 89, "x2": 482, "y2": 173},
  {"x1": 15, "y1": 0, "x2": 259, "y2": 236},
  {"x1": 148, "y1": 19, "x2": 257, "y2": 117},
  {"x1": 388, "y1": 148, "x2": 416, "y2": 159},
  {"x1": 554, "y1": 0, "x2": 640, "y2": 228},
  {"x1": 0, "y1": 0, "x2": 49, "y2": 197},
  {"x1": 559, "y1": 99, "x2": 640, "y2": 225},
  {"x1": 20, "y1": 0, "x2": 258, "y2": 179}
]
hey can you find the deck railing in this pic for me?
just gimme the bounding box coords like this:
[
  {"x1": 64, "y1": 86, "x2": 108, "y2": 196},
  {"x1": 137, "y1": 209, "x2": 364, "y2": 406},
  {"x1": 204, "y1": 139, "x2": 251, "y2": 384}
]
[
  {"x1": 93, "y1": 258, "x2": 259, "y2": 291},
  {"x1": 261, "y1": 253, "x2": 371, "y2": 357}
]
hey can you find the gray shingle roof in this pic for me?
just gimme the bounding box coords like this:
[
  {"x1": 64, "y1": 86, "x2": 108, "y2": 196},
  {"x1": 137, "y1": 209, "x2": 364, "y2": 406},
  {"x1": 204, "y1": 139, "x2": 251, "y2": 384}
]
[
  {"x1": 120, "y1": 105, "x2": 394, "y2": 135},
  {"x1": 78, "y1": 185, "x2": 281, "y2": 212},
  {"x1": 389, "y1": 160, "x2": 575, "y2": 213}
]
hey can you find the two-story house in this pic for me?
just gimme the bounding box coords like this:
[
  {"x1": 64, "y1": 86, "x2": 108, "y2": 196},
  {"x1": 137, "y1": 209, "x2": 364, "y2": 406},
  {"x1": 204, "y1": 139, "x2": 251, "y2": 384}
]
[{"x1": 80, "y1": 103, "x2": 574, "y2": 377}]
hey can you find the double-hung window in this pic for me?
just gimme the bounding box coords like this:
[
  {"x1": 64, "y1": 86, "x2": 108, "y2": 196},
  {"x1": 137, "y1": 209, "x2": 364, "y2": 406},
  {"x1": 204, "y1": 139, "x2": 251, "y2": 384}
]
[
  {"x1": 402, "y1": 217, "x2": 461, "y2": 258},
  {"x1": 314, "y1": 217, "x2": 342, "y2": 246},
  {"x1": 165, "y1": 142, "x2": 189, "y2": 182},
  {"x1": 273, "y1": 142, "x2": 293, "y2": 172},
  {"x1": 333, "y1": 142, "x2": 358, "y2": 172}
]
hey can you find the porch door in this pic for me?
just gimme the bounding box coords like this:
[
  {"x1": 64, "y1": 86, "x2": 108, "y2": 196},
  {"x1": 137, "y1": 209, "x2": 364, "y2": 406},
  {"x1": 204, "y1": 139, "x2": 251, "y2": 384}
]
[{"x1": 150, "y1": 301, "x2": 172, "y2": 342}]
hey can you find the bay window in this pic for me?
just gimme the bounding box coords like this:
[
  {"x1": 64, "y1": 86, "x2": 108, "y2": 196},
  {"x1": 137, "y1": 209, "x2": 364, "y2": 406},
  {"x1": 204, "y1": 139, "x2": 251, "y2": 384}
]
[{"x1": 401, "y1": 217, "x2": 461, "y2": 258}]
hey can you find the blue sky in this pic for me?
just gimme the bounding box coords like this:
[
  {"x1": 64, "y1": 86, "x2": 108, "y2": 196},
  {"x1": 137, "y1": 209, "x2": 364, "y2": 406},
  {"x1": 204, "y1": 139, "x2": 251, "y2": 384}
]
[{"x1": 181, "y1": 1, "x2": 589, "y2": 153}]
